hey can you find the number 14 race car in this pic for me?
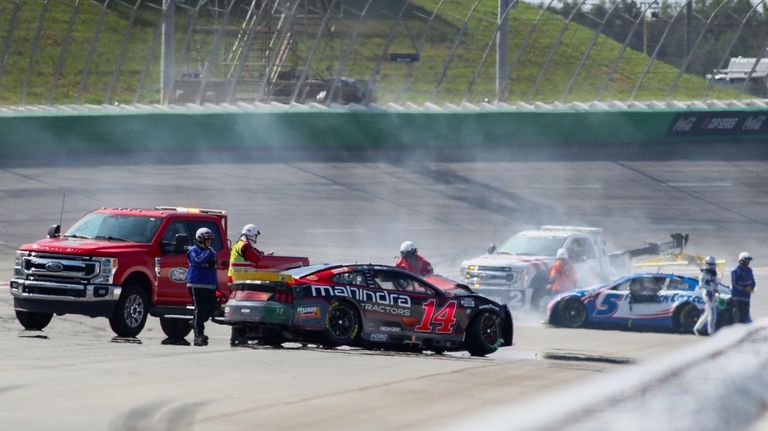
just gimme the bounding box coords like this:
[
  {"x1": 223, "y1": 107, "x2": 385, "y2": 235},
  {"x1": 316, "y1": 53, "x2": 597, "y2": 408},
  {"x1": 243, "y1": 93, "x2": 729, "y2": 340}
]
[
  {"x1": 223, "y1": 264, "x2": 514, "y2": 356},
  {"x1": 546, "y1": 272, "x2": 734, "y2": 334}
]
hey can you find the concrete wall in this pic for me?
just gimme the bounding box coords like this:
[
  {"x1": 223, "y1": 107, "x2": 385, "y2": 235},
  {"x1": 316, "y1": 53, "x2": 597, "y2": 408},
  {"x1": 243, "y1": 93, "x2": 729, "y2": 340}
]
[{"x1": 1, "y1": 107, "x2": 766, "y2": 156}]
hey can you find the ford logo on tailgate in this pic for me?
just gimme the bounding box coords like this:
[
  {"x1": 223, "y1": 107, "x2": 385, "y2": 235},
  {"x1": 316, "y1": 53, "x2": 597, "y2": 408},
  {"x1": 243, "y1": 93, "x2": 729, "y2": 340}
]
[{"x1": 45, "y1": 261, "x2": 65, "y2": 272}]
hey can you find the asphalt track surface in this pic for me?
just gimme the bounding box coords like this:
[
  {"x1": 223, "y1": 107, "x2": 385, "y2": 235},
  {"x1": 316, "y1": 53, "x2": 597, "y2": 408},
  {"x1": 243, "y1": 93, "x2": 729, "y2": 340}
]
[{"x1": 1, "y1": 156, "x2": 768, "y2": 430}]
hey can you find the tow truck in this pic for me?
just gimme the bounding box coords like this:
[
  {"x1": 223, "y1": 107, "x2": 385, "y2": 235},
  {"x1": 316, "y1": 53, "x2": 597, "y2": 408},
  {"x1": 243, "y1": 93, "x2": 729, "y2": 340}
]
[
  {"x1": 10, "y1": 206, "x2": 309, "y2": 338},
  {"x1": 460, "y1": 226, "x2": 688, "y2": 310}
]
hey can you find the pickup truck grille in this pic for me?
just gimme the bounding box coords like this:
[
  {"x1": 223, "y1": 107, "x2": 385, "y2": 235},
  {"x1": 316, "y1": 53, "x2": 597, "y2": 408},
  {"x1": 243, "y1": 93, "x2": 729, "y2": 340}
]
[
  {"x1": 22, "y1": 253, "x2": 99, "y2": 282},
  {"x1": 476, "y1": 266, "x2": 514, "y2": 273},
  {"x1": 22, "y1": 284, "x2": 87, "y2": 298}
]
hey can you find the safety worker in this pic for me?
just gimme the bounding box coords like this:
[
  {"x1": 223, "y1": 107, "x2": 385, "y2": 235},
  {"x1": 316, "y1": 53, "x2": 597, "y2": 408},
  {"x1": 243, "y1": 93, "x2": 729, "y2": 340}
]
[
  {"x1": 694, "y1": 255, "x2": 719, "y2": 336},
  {"x1": 187, "y1": 227, "x2": 218, "y2": 346},
  {"x1": 395, "y1": 241, "x2": 434, "y2": 277},
  {"x1": 228, "y1": 224, "x2": 266, "y2": 283},
  {"x1": 731, "y1": 251, "x2": 755, "y2": 324},
  {"x1": 549, "y1": 248, "x2": 577, "y2": 293}
]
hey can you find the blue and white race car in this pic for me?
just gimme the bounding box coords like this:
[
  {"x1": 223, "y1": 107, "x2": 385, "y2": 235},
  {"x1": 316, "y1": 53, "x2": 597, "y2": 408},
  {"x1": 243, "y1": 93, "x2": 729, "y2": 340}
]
[{"x1": 545, "y1": 273, "x2": 734, "y2": 333}]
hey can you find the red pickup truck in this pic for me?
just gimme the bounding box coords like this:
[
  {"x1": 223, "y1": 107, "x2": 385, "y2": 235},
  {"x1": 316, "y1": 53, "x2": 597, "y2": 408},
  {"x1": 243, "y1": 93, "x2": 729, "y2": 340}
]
[{"x1": 10, "y1": 207, "x2": 309, "y2": 338}]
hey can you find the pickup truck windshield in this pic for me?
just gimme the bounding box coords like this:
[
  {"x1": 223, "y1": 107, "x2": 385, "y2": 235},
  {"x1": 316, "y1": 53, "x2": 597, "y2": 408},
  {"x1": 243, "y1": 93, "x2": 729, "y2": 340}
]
[
  {"x1": 63, "y1": 213, "x2": 162, "y2": 244},
  {"x1": 497, "y1": 234, "x2": 565, "y2": 256}
]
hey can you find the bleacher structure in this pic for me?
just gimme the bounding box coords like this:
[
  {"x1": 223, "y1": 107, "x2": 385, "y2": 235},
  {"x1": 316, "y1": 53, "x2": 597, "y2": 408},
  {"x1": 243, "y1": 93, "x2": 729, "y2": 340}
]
[
  {"x1": 172, "y1": 0, "x2": 348, "y2": 104},
  {"x1": 707, "y1": 50, "x2": 768, "y2": 97}
]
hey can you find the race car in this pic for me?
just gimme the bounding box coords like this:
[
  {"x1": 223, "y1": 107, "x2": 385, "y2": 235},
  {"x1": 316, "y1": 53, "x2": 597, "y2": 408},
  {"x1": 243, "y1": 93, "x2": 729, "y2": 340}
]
[
  {"x1": 223, "y1": 264, "x2": 514, "y2": 356},
  {"x1": 546, "y1": 273, "x2": 734, "y2": 334}
]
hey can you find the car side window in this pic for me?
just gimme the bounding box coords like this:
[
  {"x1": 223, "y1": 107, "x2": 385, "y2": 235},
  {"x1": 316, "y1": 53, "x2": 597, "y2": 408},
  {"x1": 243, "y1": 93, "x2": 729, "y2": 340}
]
[
  {"x1": 161, "y1": 221, "x2": 190, "y2": 254},
  {"x1": 372, "y1": 271, "x2": 434, "y2": 295},
  {"x1": 332, "y1": 271, "x2": 369, "y2": 287},
  {"x1": 187, "y1": 220, "x2": 223, "y2": 251},
  {"x1": 566, "y1": 238, "x2": 595, "y2": 261},
  {"x1": 613, "y1": 280, "x2": 632, "y2": 292},
  {"x1": 664, "y1": 278, "x2": 688, "y2": 291}
]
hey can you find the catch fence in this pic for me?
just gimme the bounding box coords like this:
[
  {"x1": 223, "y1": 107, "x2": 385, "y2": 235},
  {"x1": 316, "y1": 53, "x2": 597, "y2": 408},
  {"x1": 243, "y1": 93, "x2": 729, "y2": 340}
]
[{"x1": 0, "y1": 0, "x2": 765, "y2": 106}]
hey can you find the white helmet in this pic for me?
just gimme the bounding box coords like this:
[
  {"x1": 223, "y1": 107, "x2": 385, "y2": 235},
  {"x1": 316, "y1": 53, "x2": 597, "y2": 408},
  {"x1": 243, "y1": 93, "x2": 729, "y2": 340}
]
[
  {"x1": 738, "y1": 251, "x2": 753, "y2": 262},
  {"x1": 400, "y1": 240, "x2": 417, "y2": 257},
  {"x1": 242, "y1": 224, "x2": 260, "y2": 244},
  {"x1": 195, "y1": 227, "x2": 214, "y2": 244},
  {"x1": 704, "y1": 255, "x2": 717, "y2": 267},
  {"x1": 556, "y1": 248, "x2": 568, "y2": 259}
]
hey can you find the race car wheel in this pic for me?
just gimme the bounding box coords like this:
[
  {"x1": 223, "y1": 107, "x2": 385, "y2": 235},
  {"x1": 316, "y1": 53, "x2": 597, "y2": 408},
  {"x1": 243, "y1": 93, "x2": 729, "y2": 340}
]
[
  {"x1": 160, "y1": 317, "x2": 192, "y2": 339},
  {"x1": 676, "y1": 303, "x2": 701, "y2": 334},
  {"x1": 467, "y1": 311, "x2": 503, "y2": 357},
  {"x1": 325, "y1": 301, "x2": 360, "y2": 347},
  {"x1": 557, "y1": 298, "x2": 586, "y2": 328},
  {"x1": 109, "y1": 285, "x2": 149, "y2": 338},
  {"x1": 15, "y1": 310, "x2": 53, "y2": 331},
  {"x1": 716, "y1": 302, "x2": 735, "y2": 330}
]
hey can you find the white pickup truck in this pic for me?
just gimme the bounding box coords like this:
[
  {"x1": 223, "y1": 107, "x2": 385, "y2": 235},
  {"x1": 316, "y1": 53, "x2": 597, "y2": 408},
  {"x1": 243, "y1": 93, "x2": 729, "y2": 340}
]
[{"x1": 460, "y1": 226, "x2": 687, "y2": 311}]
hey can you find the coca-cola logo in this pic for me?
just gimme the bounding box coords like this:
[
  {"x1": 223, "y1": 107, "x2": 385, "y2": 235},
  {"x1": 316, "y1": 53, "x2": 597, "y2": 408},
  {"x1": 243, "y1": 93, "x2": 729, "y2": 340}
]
[
  {"x1": 742, "y1": 115, "x2": 767, "y2": 131},
  {"x1": 671, "y1": 116, "x2": 696, "y2": 132}
]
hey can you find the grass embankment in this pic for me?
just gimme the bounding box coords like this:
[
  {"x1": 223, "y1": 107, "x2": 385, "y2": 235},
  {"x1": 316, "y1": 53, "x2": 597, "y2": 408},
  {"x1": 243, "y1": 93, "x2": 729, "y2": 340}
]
[{"x1": 0, "y1": 0, "x2": 737, "y2": 105}]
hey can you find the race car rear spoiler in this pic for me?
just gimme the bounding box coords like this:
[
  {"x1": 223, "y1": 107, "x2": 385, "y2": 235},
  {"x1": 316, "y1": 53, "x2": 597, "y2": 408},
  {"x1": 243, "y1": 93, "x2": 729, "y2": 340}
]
[{"x1": 230, "y1": 271, "x2": 295, "y2": 284}]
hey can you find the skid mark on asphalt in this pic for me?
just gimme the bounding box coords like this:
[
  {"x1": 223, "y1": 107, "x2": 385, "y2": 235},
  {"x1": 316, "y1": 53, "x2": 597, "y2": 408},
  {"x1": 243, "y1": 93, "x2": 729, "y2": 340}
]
[
  {"x1": 109, "y1": 400, "x2": 210, "y2": 431},
  {"x1": 614, "y1": 161, "x2": 764, "y2": 226},
  {"x1": 541, "y1": 351, "x2": 634, "y2": 365},
  {"x1": 232, "y1": 342, "x2": 490, "y2": 362},
  {"x1": 0, "y1": 384, "x2": 24, "y2": 395},
  {"x1": 398, "y1": 163, "x2": 562, "y2": 224},
  {"x1": 196, "y1": 360, "x2": 512, "y2": 425},
  {"x1": 285, "y1": 163, "x2": 467, "y2": 230}
]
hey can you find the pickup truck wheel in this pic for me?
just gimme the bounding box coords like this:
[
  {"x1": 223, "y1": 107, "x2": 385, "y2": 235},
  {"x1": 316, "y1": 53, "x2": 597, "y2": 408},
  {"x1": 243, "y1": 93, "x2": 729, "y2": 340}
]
[
  {"x1": 324, "y1": 301, "x2": 360, "y2": 347},
  {"x1": 109, "y1": 286, "x2": 148, "y2": 338},
  {"x1": 160, "y1": 317, "x2": 192, "y2": 339},
  {"x1": 466, "y1": 311, "x2": 502, "y2": 357},
  {"x1": 557, "y1": 298, "x2": 587, "y2": 328},
  {"x1": 15, "y1": 310, "x2": 53, "y2": 331}
]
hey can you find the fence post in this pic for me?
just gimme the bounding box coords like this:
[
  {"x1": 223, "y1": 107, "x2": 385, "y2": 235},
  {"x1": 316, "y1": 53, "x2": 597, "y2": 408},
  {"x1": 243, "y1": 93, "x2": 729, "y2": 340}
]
[{"x1": 161, "y1": 0, "x2": 175, "y2": 104}]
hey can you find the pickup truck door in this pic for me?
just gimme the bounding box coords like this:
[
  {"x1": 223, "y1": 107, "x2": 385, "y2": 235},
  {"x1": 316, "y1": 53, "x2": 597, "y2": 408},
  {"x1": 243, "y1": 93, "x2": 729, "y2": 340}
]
[
  {"x1": 155, "y1": 219, "x2": 229, "y2": 306},
  {"x1": 156, "y1": 220, "x2": 193, "y2": 306},
  {"x1": 565, "y1": 236, "x2": 602, "y2": 287}
]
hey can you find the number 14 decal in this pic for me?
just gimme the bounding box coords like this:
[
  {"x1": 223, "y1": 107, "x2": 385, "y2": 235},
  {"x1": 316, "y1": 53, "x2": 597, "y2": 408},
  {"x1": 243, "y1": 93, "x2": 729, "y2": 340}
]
[{"x1": 415, "y1": 299, "x2": 458, "y2": 334}]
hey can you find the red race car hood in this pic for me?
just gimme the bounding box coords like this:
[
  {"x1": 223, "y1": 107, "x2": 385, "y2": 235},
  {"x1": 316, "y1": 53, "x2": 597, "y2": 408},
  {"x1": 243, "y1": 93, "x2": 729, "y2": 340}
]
[{"x1": 19, "y1": 237, "x2": 148, "y2": 255}]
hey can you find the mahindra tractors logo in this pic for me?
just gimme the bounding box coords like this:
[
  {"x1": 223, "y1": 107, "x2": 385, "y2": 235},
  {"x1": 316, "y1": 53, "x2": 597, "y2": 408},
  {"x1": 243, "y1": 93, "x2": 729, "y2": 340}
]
[{"x1": 44, "y1": 261, "x2": 64, "y2": 272}]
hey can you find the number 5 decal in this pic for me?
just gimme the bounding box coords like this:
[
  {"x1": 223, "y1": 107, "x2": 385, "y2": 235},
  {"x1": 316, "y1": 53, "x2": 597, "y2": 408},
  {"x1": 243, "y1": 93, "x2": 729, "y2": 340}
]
[{"x1": 415, "y1": 299, "x2": 458, "y2": 334}]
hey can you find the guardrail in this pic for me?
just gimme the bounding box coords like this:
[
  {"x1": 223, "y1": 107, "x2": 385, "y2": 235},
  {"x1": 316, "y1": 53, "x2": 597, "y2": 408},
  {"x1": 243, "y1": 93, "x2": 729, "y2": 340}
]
[
  {"x1": 0, "y1": 102, "x2": 766, "y2": 156},
  {"x1": 451, "y1": 319, "x2": 768, "y2": 431}
]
